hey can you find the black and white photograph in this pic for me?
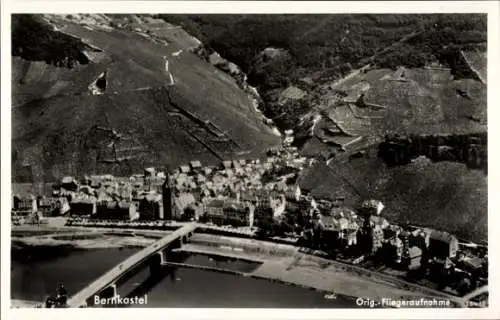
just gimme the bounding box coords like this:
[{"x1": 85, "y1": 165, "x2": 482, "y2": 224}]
[{"x1": 2, "y1": 3, "x2": 498, "y2": 317}]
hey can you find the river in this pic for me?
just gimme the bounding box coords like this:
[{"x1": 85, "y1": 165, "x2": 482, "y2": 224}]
[{"x1": 11, "y1": 246, "x2": 356, "y2": 308}]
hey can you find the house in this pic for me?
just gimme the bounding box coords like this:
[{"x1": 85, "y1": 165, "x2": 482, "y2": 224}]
[
  {"x1": 222, "y1": 160, "x2": 232, "y2": 170},
  {"x1": 222, "y1": 200, "x2": 252, "y2": 227},
  {"x1": 173, "y1": 192, "x2": 196, "y2": 220},
  {"x1": 428, "y1": 230, "x2": 459, "y2": 259},
  {"x1": 149, "y1": 177, "x2": 165, "y2": 192},
  {"x1": 361, "y1": 199, "x2": 385, "y2": 216},
  {"x1": 270, "y1": 194, "x2": 286, "y2": 219},
  {"x1": 96, "y1": 188, "x2": 113, "y2": 202},
  {"x1": 70, "y1": 200, "x2": 96, "y2": 216},
  {"x1": 388, "y1": 237, "x2": 404, "y2": 263},
  {"x1": 79, "y1": 185, "x2": 95, "y2": 195},
  {"x1": 278, "y1": 86, "x2": 307, "y2": 106},
  {"x1": 157, "y1": 171, "x2": 166, "y2": 179},
  {"x1": 58, "y1": 197, "x2": 71, "y2": 215},
  {"x1": 175, "y1": 173, "x2": 189, "y2": 187},
  {"x1": 254, "y1": 205, "x2": 274, "y2": 227},
  {"x1": 190, "y1": 188, "x2": 202, "y2": 202},
  {"x1": 13, "y1": 196, "x2": 37, "y2": 214},
  {"x1": 203, "y1": 199, "x2": 226, "y2": 225},
  {"x1": 52, "y1": 188, "x2": 61, "y2": 197},
  {"x1": 102, "y1": 174, "x2": 115, "y2": 181},
  {"x1": 144, "y1": 167, "x2": 156, "y2": 176},
  {"x1": 368, "y1": 215, "x2": 390, "y2": 230},
  {"x1": 284, "y1": 185, "x2": 302, "y2": 202},
  {"x1": 335, "y1": 217, "x2": 350, "y2": 234},
  {"x1": 319, "y1": 213, "x2": 359, "y2": 250},
  {"x1": 263, "y1": 162, "x2": 274, "y2": 170},
  {"x1": 331, "y1": 207, "x2": 353, "y2": 219},
  {"x1": 407, "y1": 246, "x2": 423, "y2": 270},
  {"x1": 189, "y1": 181, "x2": 198, "y2": 190},
  {"x1": 196, "y1": 174, "x2": 207, "y2": 184},
  {"x1": 240, "y1": 189, "x2": 257, "y2": 203},
  {"x1": 138, "y1": 193, "x2": 163, "y2": 220},
  {"x1": 384, "y1": 224, "x2": 402, "y2": 240},
  {"x1": 232, "y1": 160, "x2": 242, "y2": 170},
  {"x1": 179, "y1": 165, "x2": 191, "y2": 174},
  {"x1": 95, "y1": 200, "x2": 134, "y2": 220},
  {"x1": 358, "y1": 214, "x2": 388, "y2": 255},
  {"x1": 190, "y1": 161, "x2": 202, "y2": 171},
  {"x1": 203, "y1": 167, "x2": 213, "y2": 176},
  {"x1": 284, "y1": 136, "x2": 294, "y2": 145},
  {"x1": 318, "y1": 215, "x2": 341, "y2": 248},
  {"x1": 225, "y1": 169, "x2": 234, "y2": 178},
  {"x1": 431, "y1": 256, "x2": 455, "y2": 276},
  {"x1": 410, "y1": 230, "x2": 431, "y2": 249},
  {"x1": 459, "y1": 256, "x2": 484, "y2": 275},
  {"x1": 36, "y1": 197, "x2": 60, "y2": 216},
  {"x1": 345, "y1": 220, "x2": 360, "y2": 247},
  {"x1": 371, "y1": 227, "x2": 385, "y2": 254},
  {"x1": 61, "y1": 176, "x2": 78, "y2": 192},
  {"x1": 234, "y1": 167, "x2": 245, "y2": 176}
]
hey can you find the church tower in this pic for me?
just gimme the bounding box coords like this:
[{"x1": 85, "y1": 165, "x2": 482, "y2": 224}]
[{"x1": 162, "y1": 170, "x2": 173, "y2": 220}]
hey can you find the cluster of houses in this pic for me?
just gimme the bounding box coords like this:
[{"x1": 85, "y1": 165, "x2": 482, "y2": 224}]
[
  {"x1": 12, "y1": 173, "x2": 163, "y2": 222},
  {"x1": 12, "y1": 140, "x2": 308, "y2": 230},
  {"x1": 11, "y1": 133, "x2": 487, "y2": 294},
  {"x1": 166, "y1": 144, "x2": 306, "y2": 228},
  {"x1": 298, "y1": 199, "x2": 487, "y2": 294}
]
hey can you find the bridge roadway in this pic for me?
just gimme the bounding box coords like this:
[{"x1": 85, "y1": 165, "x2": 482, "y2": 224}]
[{"x1": 66, "y1": 223, "x2": 197, "y2": 308}]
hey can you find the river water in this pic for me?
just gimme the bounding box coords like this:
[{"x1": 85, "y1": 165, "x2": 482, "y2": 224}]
[{"x1": 11, "y1": 246, "x2": 355, "y2": 308}]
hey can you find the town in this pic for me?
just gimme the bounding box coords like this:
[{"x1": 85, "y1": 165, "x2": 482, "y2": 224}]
[{"x1": 12, "y1": 131, "x2": 488, "y2": 304}]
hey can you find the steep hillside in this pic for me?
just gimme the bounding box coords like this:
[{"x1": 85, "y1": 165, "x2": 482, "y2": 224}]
[
  {"x1": 298, "y1": 148, "x2": 487, "y2": 243},
  {"x1": 159, "y1": 14, "x2": 487, "y2": 132},
  {"x1": 11, "y1": 14, "x2": 280, "y2": 182},
  {"x1": 296, "y1": 66, "x2": 486, "y2": 162}
]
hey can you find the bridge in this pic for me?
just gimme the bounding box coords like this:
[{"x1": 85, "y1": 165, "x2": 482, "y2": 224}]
[{"x1": 66, "y1": 223, "x2": 197, "y2": 308}]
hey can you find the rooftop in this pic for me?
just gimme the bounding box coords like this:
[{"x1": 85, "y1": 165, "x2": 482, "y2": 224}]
[
  {"x1": 430, "y1": 230, "x2": 458, "y2": 244},
  {"x1": 190, "y1": 160, "x2": 202, "y2": 168}
]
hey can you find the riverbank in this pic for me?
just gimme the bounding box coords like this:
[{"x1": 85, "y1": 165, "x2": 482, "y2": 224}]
[
  {"x1": 186, "y1": 234, "x2": 461, "y2": 305},
  {"x1": 11, "y1": 227, "x2": 462, "y2": 306},
  {"x1": 11, "y1": 300, "x2": 41, "y2": 308},
  {"x1": 11, "y1": 224, "x2": 166, "y2": 249}
]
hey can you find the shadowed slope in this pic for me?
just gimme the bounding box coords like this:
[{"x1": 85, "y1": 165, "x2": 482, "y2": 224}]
[{"x1": 298, "y1": 148, "x2": 487, "y2": 242}]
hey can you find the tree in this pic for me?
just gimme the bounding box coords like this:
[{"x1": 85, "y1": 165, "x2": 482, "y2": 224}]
[{"x1": 256, "y1": 216, "x2": 279, "y2": 238}]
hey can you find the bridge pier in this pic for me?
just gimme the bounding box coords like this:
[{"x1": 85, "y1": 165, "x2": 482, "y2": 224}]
[
  {"x1": 172, "y1": 237, "x2": 183, "y2": 249},
  {"x1": 149, "y1": 250, "x2": 168, "y2": 275},
  {"x1": 182, "y1": 232, "x2": 194, "y2": 244},
  {"x1": 158, "y1": 250, "x2": 168, "y2": 265}
]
